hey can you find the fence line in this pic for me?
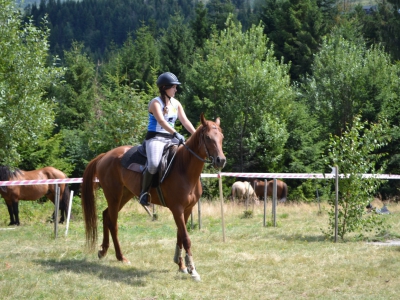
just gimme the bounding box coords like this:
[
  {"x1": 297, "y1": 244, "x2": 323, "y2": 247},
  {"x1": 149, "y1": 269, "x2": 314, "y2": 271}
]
[
  {"x1": 2, "y1": 172, "x2": 400, "y2": 186},
  {"x1": 2, "y1": 172, "x2": 399, "y2": 242}
]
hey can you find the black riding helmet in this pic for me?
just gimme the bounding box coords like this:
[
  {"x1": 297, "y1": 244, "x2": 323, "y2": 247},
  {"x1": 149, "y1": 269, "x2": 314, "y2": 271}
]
[{"x1": 156, "y1": 72, "x2": 181, "y2": 87}]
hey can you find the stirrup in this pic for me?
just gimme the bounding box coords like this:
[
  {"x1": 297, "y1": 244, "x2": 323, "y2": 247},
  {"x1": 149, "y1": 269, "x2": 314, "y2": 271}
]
[{"x1": 139, "y1": 192, "x2": 150, "y2": 206}]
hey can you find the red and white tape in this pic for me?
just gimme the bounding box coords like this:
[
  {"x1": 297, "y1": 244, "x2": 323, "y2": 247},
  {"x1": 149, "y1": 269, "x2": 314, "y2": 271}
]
[
  {"x1": 219, "y1": 172, "x2": 330, "y2": 179},
  {"x1": 0, "y1": 178, "x2": 83, "y2": 186},
  {"x1": 1, "y1": 173, "x2": 400, "y2": 186},
  {"x1": 219, "y1": 172, "x2": 400, "y2": 179}
]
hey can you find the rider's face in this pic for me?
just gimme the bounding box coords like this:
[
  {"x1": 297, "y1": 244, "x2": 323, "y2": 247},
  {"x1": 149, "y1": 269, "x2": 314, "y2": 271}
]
[{"x1": 165, "y1": 85, "x2": 177, "y2": 98}]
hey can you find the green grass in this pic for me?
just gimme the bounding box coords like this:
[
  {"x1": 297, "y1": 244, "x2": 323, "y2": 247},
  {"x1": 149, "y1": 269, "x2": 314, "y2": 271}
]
[{"x1": 1, "y1": 198, "x2": 400, "y2": 299}]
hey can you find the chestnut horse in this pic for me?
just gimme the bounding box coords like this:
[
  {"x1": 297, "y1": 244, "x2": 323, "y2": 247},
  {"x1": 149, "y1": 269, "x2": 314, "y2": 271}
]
[
  {"x1": 253, "y1": 179, "x2": 288, "y2": 203},
  {"x1": 80, "y1": 114, "x2": 225, "y2": 281},
  {"x1": 0, "y1": 166, "x2": 70, "y2": 226}
]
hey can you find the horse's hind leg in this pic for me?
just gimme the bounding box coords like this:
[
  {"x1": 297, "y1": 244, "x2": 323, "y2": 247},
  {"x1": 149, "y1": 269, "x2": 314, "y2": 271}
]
[
  {"x1": 98, "y1": 207, "x2": 110, "y2": 259},
  {"x1": 59, "y1": 208, "x2": 65, "y2": 224},
  {"x1": 59, "y1": 200, "x2": 66, "y2": 224},
  {"x1": 103, "y1": 207, "x2": 130, "y2": 264},
  {"x1": 100, "y1": 190, "x2": 132, "y2": 264}
]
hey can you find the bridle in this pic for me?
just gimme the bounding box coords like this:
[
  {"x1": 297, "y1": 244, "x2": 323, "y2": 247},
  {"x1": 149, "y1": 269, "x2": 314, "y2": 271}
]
[
  {"x1": 161, "y1": 126, "x2": 216, "y2": 184},
  {"x1": 182, "y1": 128, "x2": 215, "y2": 164}
]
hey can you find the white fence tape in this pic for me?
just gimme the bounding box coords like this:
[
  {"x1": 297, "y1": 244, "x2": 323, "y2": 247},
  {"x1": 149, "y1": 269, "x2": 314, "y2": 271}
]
[
  {"x1": 1, "y1": 172, "x2": 400, "y2": 186},
  {"x1": 219, "y1": 172, "x2": 400, "y2": 179}
]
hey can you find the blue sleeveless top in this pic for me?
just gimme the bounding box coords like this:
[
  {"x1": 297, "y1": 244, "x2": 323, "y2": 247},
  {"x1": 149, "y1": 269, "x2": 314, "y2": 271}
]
[{"x1": 147, "y1": 97, "x2": 179, "y2": 134}]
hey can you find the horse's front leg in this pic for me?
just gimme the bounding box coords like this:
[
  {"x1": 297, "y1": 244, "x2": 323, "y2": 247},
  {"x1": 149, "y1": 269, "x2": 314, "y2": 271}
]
[
  {"x1": 174, "y1": 243, "x2": 188, "y2": 273},
  {"x1": 6, "y1": 203, "x2": 16, "y2": 226},
  {"x1": 9, "y1": 202, "x2": 20, "y2": 226},
  {"x1": 173, "y1": 212, "x2": 200, "y2": 281}
]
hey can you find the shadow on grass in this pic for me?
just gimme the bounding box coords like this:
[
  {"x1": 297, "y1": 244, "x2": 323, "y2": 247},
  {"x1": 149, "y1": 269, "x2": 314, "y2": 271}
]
[
  {"x1": 275, "y1": 234, "x2": 327, "y2": 243},
  {"x1": 32, "y1": 258, "x2": 167, "y2": 286}
]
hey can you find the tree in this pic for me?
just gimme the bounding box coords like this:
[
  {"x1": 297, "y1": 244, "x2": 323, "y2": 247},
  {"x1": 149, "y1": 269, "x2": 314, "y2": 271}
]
[
  {"x1": 0, "y1": 0, "x2": 64, "y2": 166},
  {"x1": 47, "y1": 42, "x2": 97, "y2": 178},
  {"x1": 303, "y1": 23, "x2": 400, "y2": 199},
  {"x1": 302, "y1": 26, "x2": 398, "y2": 141},
  {"x1": 190, "y1": 2, "x2": 210, "y2": 49},
  {"x1": 53, "y1": 42, "x2": 96, "y2": 131},
  {"x1": 86, "y1": 73, "x2": 149, "y2": 154},
  {"x1": 259, "y1": 0, "x2": 332, "y2": 81},
  {"x1": 206, "y1": 0, "x2": 236, "y2": 31},
  {"x1": 183, "y1": 16, "x2": 294, "y2": 172},
  {"x1": 282, "y1": 100, "x2": 325, "y2": 200},
  {"x1": 131, "y1": 24, "x2": 160, "y2": 92},
  {"x1": 159, "y1": 13, "x2": 194, "y2": 84},
  {"x1": 353, "y1": 1, "x2": 400, "y2": 61},
  {"x1": 323, "y1": 116, "x2": 391, "y2": 240},
  {"x1": 100, "y1": 25, "x2": 160, "y2": 93}
]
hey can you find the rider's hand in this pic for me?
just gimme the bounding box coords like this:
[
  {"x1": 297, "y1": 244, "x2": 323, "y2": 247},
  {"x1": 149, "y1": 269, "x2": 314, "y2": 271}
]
[{"x1": 173, "y1": 132, "x2": 185, "y2": 144}]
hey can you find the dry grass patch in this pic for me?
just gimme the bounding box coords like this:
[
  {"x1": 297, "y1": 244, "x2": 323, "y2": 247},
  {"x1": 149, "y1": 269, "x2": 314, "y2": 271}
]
[{"x1": 1, "y1": 199, "x2": 400, "y2": 299}]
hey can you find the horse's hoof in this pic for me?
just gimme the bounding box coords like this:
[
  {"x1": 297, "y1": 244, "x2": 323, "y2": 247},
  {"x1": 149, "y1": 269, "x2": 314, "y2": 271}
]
[
  {"x1": 191, "y1": 269, "x2": 201, "y2": 281},
  {"x1": 98, "y1": 251, "x2": 105, "y2": 260},
  {"x1": 179, "y1": 267, "x2": 188, "y2": 274},
  {"x1": 122, "y1": 258, "x2": 131, "y2": 265}
]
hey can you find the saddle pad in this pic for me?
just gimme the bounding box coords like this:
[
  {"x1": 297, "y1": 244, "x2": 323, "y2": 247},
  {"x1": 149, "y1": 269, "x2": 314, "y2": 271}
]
[
  {"x1": 120, "y1": 143, "x2": 178, "y2": 182},
  {"x1": 121, "y1": 145, "x2": 147, "y2": 173}
]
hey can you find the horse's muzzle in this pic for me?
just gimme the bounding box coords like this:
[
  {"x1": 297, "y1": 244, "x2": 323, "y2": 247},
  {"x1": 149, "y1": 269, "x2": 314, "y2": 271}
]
[{"x1": 213, "y1": 156, "x2": 226, "y2": 169}]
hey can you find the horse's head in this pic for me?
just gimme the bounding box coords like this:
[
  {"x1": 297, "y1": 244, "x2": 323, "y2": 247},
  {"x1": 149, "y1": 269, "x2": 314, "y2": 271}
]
[{"x1": 200, "y1": 113, "x2": 226, "y2": 170}]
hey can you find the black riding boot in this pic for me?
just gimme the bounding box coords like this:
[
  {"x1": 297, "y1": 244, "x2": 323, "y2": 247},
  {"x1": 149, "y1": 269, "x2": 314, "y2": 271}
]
[{"x1": 139, "y1": 170, "x2": 154, "y2": 206}]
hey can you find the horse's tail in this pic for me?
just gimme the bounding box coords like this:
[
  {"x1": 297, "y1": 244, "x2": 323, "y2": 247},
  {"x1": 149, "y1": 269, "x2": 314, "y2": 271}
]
[
  {"x1": 61, "y1": 183, "x2": 70, "y2": 214},
  {"x1": 81, "y1": 153, "x2": 106, "y2": 251},
  {"x1": 280, "y1": 182, "x2": 288, "y2": 203}
]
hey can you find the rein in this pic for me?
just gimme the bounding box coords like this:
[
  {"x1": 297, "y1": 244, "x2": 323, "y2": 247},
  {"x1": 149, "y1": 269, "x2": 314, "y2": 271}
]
[
  {"x1": 160, "y1": 130, "x2": 213, "y2": 184},
  {"x1": 182, "y1": 130, "x2": 214, "y2": 164}
]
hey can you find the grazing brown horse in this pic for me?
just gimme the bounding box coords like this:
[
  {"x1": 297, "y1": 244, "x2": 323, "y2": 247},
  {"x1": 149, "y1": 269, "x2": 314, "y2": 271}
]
[
  {"x1": 253, "y1": 179, "x2": 288, "y2": 203},
  {"x1": 81, "y1": 114, "x2": 226, "y2": 281},
  {"x1": 0, "y1": 166, "x2": 70, "y2": 226}
]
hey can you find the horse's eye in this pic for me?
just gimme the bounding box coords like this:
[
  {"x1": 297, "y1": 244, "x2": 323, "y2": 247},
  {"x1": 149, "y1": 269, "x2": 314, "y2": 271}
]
[{"x1": 206, "y1": 135, "x2": 211, "y2": 140}]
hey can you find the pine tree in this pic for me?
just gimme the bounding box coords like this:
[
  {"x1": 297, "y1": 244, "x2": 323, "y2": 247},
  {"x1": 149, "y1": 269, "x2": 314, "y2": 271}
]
[{"x1": 159, "y1": 13, "x2": 194, "y2": 84}]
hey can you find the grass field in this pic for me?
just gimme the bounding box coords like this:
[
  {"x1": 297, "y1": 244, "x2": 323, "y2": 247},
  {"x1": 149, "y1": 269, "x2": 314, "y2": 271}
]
[{"x1": 1, "y1": 196, "x2": 400, "y2": 299}]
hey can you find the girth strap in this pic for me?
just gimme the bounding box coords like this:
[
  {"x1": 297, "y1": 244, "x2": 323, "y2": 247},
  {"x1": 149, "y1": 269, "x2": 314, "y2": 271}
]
[{"x1": 156, "y1": 186, "x2": 167, "y2": 207}]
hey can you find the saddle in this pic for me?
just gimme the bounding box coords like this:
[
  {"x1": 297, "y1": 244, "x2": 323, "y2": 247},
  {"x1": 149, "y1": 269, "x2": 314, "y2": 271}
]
[{"x1": 121, "y1": 142, "x2": 178, "y2": 188}]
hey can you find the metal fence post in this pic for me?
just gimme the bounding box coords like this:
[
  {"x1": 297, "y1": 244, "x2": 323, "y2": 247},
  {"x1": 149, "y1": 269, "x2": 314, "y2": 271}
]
[
  {"x1": 272, "y1": 179, "x2": 277, "y2": 227},
  {"x1": 263, "y1": 179, "x2": 267, "y2": 227}
]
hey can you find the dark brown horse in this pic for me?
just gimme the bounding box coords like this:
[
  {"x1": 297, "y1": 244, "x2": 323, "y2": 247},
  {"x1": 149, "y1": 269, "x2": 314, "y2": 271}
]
[
  {"x1": 81, "y1": 114, "x2": 226, "y2": 281},
  {"x1": 253, "y1": 179, "x2": 288, "y2": 203},
  {"x1": 0, "y1": 166, "x2": 70, "y2": 226}
]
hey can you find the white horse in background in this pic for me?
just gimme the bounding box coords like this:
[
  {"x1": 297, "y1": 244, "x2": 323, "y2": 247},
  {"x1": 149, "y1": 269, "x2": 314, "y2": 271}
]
[{"x1": 231, "y1": 181, "x2": 258, "y2": 204}]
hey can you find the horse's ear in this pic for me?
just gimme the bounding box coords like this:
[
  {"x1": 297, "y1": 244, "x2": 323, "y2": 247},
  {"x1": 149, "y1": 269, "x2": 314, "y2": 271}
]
[
  {"x1": 215, "y1": 117, "x2": 220, "y2": 126},
  {"x1": 200, "y1": 113, "x2": 207, "y2": 126}
]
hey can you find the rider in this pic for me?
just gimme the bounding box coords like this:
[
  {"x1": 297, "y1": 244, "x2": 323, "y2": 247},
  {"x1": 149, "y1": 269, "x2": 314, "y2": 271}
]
[{"x1": 139, "y1": 72, "x2": 196, "y2": 206}]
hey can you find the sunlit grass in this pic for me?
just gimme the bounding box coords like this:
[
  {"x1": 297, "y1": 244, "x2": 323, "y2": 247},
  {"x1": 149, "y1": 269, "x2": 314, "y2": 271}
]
[{"x1": 1, "y1": 197, "x2": 400, "y2": 299}]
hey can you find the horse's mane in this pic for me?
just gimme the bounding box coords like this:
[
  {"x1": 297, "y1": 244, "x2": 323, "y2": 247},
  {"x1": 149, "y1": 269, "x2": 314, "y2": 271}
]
[
  {"x1": 174, "y1": 123, "x2": 205, "y2": 172},
  {"x1": 0, "y1": 166, "x2": 22, "y2": 181}
]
